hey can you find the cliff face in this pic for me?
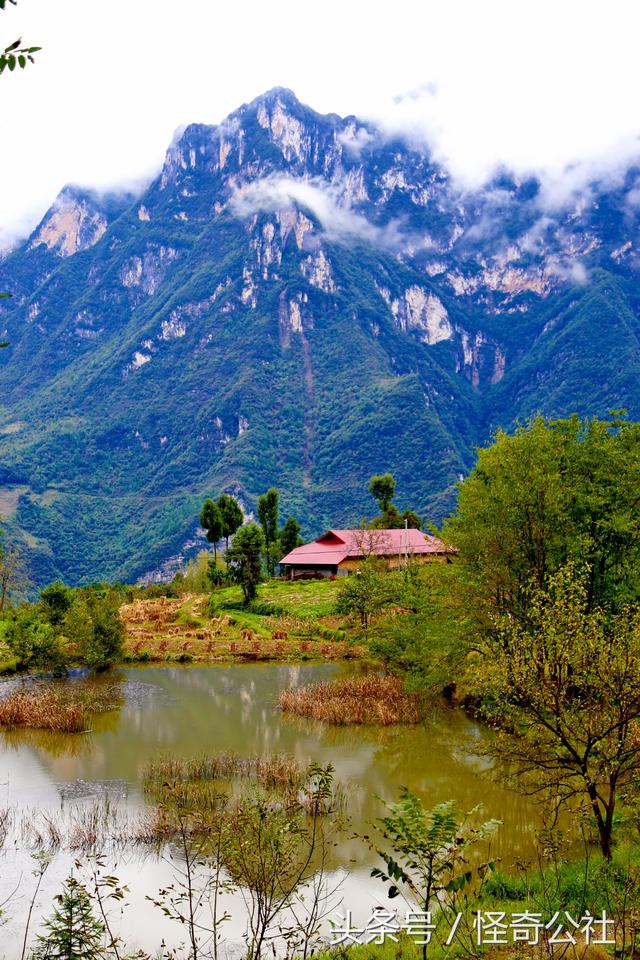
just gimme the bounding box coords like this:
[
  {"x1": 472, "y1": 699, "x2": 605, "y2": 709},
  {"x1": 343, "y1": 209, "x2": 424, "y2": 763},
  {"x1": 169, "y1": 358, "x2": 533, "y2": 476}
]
[{"x1": 2, "y1": 88, "x2": 640, "y2": 585}]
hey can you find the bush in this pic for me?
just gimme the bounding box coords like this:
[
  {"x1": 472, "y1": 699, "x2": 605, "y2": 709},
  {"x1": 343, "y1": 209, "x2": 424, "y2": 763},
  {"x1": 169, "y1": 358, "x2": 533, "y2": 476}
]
[{"x1": 5, "y1": 608, "x2": 68, "y2": 673}]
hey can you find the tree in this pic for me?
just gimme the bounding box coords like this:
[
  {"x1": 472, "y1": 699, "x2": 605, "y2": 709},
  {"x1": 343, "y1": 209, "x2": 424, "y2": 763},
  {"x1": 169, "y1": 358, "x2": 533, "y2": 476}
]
[
  {"x1": 443, "y1": 414, "x2": 640, "y2": 636},
  {"x1": 334, "y1": 556, "x2": 390, "y2": 632},
  {"x1": 217, "y1": 492, "x2": 243, "y2": 551},
  {"x1": 40, "y1": 581, "x2": 73, "y2": 626},
  {"x1": 32, "y1": 875, "x2": 107, "y2": 960},
  {"x1": 226, "y1": 524, "x2": 264, "y2": 603},
  {"x1": 222, "y1": 764, "x2": 337, "y2": 960},
  {"x1": 369, "y1": 473, "x2": 396, "y2": 512},
  {"x1": 62, "y1": 590, "x2": 124, "y2": 670},
  {"x1": 5, "y1": 607, "x2": 67, "y2": 672},
  {"x1": 0, "y1": 535, "x2": 28, "y2": 610},
  {"x1": 200, "y1": 498, "x2": 224, "y2": 564},
  {"x1": 279, "y1": 516, "x2": 302, "y2": 558},
  {"x1": 402, "y1": 509, "x2": 422, "y2": 530},
  {"x1": 257, "y1": 488, "x2": 278, "y2": 577},
  {"x1": 371, "y1": 791, "x2": 498, "y2": 960},
  {"x1": 472, "y1": 563, "x2": 640, "y2": 860}
]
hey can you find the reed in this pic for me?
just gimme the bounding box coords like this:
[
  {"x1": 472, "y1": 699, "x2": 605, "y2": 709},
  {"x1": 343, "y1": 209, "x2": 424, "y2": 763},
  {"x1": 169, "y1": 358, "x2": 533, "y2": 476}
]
[
  {"x1": 143, "y1": 752, "x2": 305, "y2": 790},
  {"x1": 278, "y1": 674, "x2": 425, "y2": 725},
  {"x1": 0, "y1": 678, "x2": 124, "y2": 733},
  {"x1": 0, "y1": 688, "x2": 89, "y2": 732}
]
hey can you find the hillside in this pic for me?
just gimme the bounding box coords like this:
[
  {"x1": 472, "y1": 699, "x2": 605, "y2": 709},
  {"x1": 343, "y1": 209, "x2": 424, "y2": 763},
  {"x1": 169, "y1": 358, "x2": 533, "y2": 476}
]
[{"x1": 1, "y1": 88, "x2": 640, "y2": 585}]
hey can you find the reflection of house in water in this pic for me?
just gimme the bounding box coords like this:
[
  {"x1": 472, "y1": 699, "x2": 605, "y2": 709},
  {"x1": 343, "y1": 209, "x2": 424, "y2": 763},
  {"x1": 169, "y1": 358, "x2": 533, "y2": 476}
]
[{"x1": 280, "y1": 528, "x2": 455, "y2": 580}]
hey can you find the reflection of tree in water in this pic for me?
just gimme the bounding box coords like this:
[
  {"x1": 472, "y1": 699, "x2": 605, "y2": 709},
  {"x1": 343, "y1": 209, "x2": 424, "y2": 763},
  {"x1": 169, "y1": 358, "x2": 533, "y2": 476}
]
[{"x1": 280, "y1": 703, "x2": 542, "y2": 864}]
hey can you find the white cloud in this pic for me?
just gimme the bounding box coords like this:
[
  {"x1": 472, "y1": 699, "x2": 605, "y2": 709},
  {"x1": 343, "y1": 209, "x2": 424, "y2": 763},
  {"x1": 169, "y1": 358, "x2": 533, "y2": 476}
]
[
  {"x1": 3, "y1": 0, "x2": 640, "y2": 242},
  {"x1": 230, "y1": 175, "x2": 407, "y2": 249}
]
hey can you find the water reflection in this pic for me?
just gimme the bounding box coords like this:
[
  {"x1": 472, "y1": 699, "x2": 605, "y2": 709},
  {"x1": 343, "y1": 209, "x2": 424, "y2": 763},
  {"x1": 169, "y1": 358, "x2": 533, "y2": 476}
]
[{"x1": 0, "y1": 662, "x2": 546, "y2": 957}]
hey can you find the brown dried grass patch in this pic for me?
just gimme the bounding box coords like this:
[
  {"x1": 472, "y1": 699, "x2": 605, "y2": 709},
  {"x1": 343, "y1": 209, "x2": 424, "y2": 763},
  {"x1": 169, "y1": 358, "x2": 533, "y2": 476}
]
[{"x1": 278, "y1": 674, "x2": 425, "y2": 726}]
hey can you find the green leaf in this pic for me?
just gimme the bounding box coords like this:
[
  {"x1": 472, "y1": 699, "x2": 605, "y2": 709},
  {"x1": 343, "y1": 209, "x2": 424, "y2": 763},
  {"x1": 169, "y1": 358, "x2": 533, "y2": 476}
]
[
  {"x1": 7, "y1": 53, "x2": 15, "y2": 70},
  {"x1": 18, "y1": 53, "x2": 25, "y2": 68}
]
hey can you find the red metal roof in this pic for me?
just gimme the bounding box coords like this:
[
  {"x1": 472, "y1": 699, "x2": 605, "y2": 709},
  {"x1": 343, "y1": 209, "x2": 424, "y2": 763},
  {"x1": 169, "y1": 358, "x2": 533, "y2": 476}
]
[{"x1": 280, "y1": 528, "x2": 453, "y2": 566}]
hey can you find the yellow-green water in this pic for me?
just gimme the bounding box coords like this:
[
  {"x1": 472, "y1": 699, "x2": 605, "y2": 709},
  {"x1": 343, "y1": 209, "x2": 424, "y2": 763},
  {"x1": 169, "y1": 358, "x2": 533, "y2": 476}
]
[{"x1": 0, "y1": 663, "x2": 542, "y2": 957}]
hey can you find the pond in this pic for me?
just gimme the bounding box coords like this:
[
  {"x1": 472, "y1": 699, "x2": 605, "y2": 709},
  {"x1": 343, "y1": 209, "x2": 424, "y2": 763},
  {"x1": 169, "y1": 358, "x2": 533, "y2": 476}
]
[{"x1": 0, "y1": 663, "x2": 542, "y2": 958}]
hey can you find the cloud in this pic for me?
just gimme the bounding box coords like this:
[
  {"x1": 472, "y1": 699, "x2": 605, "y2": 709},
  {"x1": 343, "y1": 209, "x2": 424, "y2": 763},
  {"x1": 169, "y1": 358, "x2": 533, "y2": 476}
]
[
  {"x1": 546, "y1": 258, "x2": 589, "y2": 285},
  {"x1": 230, "y1": 175, "x2": 410, "y2": 250},
  {"x1": 337, "y1": 125, "x2": 376, "y2": 157}
]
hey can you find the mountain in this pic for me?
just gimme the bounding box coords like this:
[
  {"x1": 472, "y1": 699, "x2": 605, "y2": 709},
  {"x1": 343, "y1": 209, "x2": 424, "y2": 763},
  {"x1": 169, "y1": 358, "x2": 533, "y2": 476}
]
[{"x1": 1, "y1": 87, "x2": 640, "y2": 586}]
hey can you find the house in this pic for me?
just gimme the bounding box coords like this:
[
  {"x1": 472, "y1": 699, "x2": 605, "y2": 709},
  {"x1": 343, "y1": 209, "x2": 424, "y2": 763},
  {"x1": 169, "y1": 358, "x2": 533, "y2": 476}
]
[{"x1": 279, "y1": 528, "x2": 455, "y2": 580}]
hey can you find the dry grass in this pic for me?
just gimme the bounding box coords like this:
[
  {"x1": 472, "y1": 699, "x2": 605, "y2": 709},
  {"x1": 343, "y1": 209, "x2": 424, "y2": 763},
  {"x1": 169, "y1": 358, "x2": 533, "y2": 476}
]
[
  {"x1": 278, "y1": 674, "x2": 425, "y2": 726},
  {"x1": 0, "y1": 679, "x2": 123, "y2": 733},
  {"x1": 143, "y1": 752, "x2": 305, "y2": 790},
  {"x1": 0, "y1": 688, "x2": 89, "y2": 732},
  {"x1": 119, "y1": 594, "x2": 364, "y2": 665}
]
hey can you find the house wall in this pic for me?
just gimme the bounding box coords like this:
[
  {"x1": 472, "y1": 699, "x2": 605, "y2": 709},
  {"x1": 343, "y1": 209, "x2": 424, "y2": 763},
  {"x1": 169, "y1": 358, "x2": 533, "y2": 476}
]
[
  {"x1": 337, "y1": 553, "x2": 449, "y2": 574},
  {"x1": 287, "y1": 565, "x2": 337, "y2": 580}
]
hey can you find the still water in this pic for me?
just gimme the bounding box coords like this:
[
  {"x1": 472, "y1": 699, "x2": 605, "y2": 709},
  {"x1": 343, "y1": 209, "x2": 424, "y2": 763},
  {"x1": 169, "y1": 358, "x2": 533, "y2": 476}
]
[{"x1": 0, "y1": 663, "x2": 541, "y2": 957}]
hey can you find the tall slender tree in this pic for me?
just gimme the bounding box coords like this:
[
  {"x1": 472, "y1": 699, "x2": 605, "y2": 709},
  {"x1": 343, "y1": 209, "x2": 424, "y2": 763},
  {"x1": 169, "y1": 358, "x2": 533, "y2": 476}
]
[
  {"x1": 217, "y1": 492, "x2": 243, "y2": 551},
  {"x1": 200, "y1": 498, "x2": 224, "y2": 564},
  {"x1": 257, "y1": 488, "x2": 279, "y2": 577}
]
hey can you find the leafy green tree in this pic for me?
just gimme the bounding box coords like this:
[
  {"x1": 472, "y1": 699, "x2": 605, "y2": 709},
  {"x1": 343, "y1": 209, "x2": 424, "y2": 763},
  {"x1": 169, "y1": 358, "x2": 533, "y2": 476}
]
[
  {"x1": 334, "y1": 557, "x2": 390, "y2": 632},
  {"x1": 279, "y1": 516, "x2": 303, "y2": 558},
  {"x1": 62, "y1": 591, "x2": 123, "y2": 670},
  {"x1": 200, "y1": 498, "x2": 224, "y2": 564},
  {"x1": 472, "y1": 562, "x2": 640, "y2": 860},
  {"x1": 369, "y1": 473, "x2": 396, "y2": 512},
  {"x1": 368, "y1": 563, "x2": 459, "y2": 690},
  {"x1": 40, "y1": 581, "x2": 73, "y2": 626},
  {"x1": 257, "y1": 488, "x2": 279, "y2": 577},
  {"x1": 32, "y1": 875, "x2": 107, "y2": 960},
  {"x1": 370, "y1": 503, "x2": 404, "y2": 529},
  {"x1": 217, "y1": 492, "x2": 243, "y2": 551},
  {"x1": 443, "y1": 414, "x2": 640, "y2": 635},
  {"x1": 402, "y1": 509, "x2": 422, "y2": 530},
  {"x1": 226, "y1": 524, "x2": 264, "y2": 603},
  {"x1": 371, "y1": 791, "x2": 498, "y2": 960},
  {"x1": 5, "y1": 607, "x2": 67, "y2": 672}
]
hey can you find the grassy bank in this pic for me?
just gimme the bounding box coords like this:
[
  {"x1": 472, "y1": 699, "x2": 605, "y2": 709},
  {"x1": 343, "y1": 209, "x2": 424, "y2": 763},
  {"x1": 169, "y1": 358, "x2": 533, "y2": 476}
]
[{"x1": 119, "y1": 579, "x2": 366, "y2": 665}]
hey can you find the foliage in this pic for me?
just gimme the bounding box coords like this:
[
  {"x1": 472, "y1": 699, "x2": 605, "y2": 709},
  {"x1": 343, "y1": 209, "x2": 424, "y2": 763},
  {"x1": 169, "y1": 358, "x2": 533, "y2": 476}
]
[
  {"x1": 443, "y1": 414, "x2": 640, "y2": 637},
  {"x1": 471, "y1": 562, "x2": 640, "y2": 859},
  {"x1": 217, "y1": 492, "x2": 243, "y2": 550},
  {"x1": 62, "y1": 590, "x2": 123, "y2": 670},
  {"x1": 0, "y1": 534, "x2": 28, "y2": 611},
  {"x1": 371, "y1": 791, "x2": 498, "y2": 960},
  {"x1": 257, "y1": 488, "x2": 279, "y2": 577},
  {"x1": 40, "y1": 581, "x2": 73, "y2": 626},
  {"x1": 334, "y1": 557, "x2": 391, "y2": 631},
  {"x1": 31, "y1": 875, "x2": 107, "y2": 960},
  {"x1": 225, "y1": 524, "x2": 264, "y2": 603},
  {"x1": 367, "y1": 563, "x2": 461, "y2": 691},
  {"x1": 369, "y1": 473, "x2": 396, "y2": 512},
  {"x1": 200, "y1": 499, "x2": 223, "y2": 563},
  {"x1": 5, "y1": 607, "x2": 67, "y2": 672},
  {"x1": 0, "y1": 3, "x2": 41, "y2": 76},
  {"x1": 172, "y1": 550, "x2": 214, "y2": 594},
  {"x1": 279, "y1": 515, "x2": 303, "y2": 558}
]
